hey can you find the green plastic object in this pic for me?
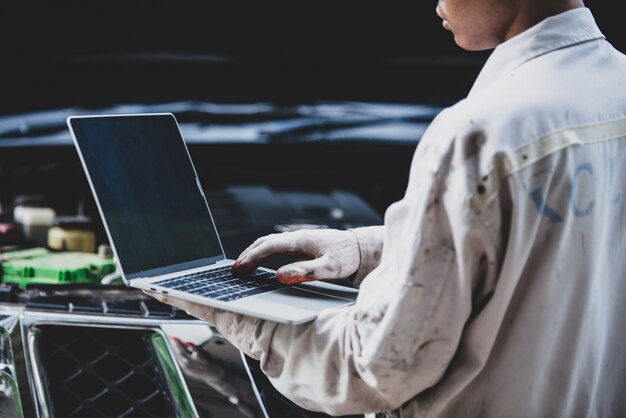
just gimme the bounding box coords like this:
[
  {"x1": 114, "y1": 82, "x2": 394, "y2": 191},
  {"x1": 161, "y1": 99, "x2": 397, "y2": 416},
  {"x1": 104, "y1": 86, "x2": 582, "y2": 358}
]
[{"x1": 0, "y1": 247, "x2": 116, "y2": 289}]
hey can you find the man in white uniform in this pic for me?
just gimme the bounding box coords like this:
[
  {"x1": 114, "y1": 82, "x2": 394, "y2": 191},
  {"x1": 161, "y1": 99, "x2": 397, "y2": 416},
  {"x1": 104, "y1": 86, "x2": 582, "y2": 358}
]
[{"x1": 148, "y1": 0, "x2": 626, "y2": 416}]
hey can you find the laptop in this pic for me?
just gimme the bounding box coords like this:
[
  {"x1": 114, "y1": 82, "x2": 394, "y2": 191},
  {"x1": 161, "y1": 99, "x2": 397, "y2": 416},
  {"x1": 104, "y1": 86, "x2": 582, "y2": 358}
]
[{"x1": 67, "y1": 113, "x2": 357, "y2": 324}]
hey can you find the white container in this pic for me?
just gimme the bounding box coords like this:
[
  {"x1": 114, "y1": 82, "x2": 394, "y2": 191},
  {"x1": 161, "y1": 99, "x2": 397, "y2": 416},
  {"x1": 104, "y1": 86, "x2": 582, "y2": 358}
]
[{"x1": 13, "y1": 206, "x2": 56, "y2": 246}]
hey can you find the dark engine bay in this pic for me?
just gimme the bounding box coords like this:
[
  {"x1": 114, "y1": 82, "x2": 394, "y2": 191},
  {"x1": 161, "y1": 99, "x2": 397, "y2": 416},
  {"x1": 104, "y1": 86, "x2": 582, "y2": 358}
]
[
  {"x1": 0, "y1": 3, "x2": 482, "y2": 411},
  {"x1": 0, "y1": 106, "x2": 428, "y2": 418}
]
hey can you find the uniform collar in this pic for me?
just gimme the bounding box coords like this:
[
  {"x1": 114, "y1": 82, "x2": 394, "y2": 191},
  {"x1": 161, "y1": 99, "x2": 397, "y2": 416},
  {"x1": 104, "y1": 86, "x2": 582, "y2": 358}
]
[{"x1": 469, "y1": 8, "x2": 605, "y2": 97}]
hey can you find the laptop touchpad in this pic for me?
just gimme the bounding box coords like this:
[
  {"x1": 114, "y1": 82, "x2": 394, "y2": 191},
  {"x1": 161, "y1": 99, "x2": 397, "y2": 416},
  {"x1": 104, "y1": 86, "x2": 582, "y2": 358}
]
[{"x1": 257, "y1": 287, "x2": 351, "y2": 312}]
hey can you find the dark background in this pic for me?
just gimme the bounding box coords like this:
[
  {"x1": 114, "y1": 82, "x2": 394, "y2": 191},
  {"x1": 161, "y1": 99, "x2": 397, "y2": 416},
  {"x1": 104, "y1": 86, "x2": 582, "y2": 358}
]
[
  {"x1": 0, "y1": 1, "x2": 622, "y2": 257},
  {"x1": 1, "y1": 1, "x2": 620, "y2": 115},
  {"x1": 0, "y1": 5, "x2": 621, "y2": 417}
]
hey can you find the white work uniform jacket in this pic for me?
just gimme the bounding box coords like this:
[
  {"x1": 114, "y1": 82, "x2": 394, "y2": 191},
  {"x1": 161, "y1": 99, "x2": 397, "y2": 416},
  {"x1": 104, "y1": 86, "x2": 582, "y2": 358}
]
[{"x1": 211, "y1": 8, "x2": 626, "y2": 417}]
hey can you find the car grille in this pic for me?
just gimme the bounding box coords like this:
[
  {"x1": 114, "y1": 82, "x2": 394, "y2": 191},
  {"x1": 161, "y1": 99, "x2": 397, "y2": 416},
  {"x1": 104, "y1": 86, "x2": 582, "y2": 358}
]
[{"x1": 35, "y1": 325, "x2": 177, "y2": 418}]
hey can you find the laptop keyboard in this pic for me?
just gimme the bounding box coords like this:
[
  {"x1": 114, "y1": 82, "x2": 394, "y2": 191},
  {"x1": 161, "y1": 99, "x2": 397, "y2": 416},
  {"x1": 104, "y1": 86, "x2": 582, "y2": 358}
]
[{"x1": 152, "y1": 266, "x2": 281, "y2": 302}]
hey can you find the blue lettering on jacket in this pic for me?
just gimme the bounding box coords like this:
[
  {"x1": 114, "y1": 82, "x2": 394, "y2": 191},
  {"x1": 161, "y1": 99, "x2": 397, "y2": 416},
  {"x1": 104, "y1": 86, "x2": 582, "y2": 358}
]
[
  {"x1": 569, "y1": 163, "x2": 594, "y2": 217},
  {"x1": 530, "y1": 161, "x2": 622, "y2": 221},
  {"x1": 529, "y1": 188, "x2": 563, "y2": 223}
]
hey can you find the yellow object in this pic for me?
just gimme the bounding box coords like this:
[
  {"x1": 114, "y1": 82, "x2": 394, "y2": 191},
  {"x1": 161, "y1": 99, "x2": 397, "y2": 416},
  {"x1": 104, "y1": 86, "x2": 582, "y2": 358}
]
[{"x1": 48, "y1": 224, "x2": 96, "y2": 253}]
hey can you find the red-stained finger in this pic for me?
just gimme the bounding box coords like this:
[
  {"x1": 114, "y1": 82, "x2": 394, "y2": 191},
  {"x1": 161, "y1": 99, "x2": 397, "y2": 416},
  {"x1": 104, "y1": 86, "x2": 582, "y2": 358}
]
[
  {"x1": 275, "y1": 255, "x2": 342, "y2": 282},
  {"x1": 275, "y1": 274, "x2": 319, "y2": 285},
  {"x1": 231, "y1": 250, "x2": 313, "y2": 276},
  {"x1": 231, "y1": 260, "x2": 258, "y2": 275}
]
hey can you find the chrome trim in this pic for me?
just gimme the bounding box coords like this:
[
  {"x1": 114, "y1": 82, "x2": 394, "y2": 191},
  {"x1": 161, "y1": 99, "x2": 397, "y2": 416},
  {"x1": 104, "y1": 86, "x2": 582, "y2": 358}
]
[
  {"x1": 0, "y1": 313, "x2": 35, "y2": 418},
  {"x1": 240, "y1": 349, "x2": 270, "y2": 418},
  {"x1": 26, "y1": 327, "x2": 48, "y2": 418},
  {"x1": 21, "y1": 310, "x2": 202, "y2": 327},
  {"x1": 13, "y1": 310, "x2": 206, "y2": 418}
]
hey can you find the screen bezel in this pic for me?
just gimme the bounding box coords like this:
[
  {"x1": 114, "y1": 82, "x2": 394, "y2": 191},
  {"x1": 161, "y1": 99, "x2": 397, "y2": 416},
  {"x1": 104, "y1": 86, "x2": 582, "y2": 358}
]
[{"x1": 67, "y1": 113, "x2": 227, "y2": 282}]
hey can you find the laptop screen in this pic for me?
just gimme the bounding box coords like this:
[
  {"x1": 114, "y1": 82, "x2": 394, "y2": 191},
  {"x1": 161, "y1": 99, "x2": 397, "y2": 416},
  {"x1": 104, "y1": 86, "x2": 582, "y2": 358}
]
[{"x1": 69, "y1": 114, "x2": 225, "y2": 280}]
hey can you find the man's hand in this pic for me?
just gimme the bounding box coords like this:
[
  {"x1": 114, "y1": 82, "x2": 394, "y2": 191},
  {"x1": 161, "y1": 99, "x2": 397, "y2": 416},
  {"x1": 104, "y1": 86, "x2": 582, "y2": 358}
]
[{"x1": 231, "y1": 229, "x2": 361, "y2": 285}]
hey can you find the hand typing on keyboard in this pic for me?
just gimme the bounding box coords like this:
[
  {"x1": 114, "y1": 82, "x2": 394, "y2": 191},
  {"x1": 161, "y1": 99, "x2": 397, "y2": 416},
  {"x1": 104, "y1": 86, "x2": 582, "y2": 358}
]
[
  {"x1": 231, "y1": 229, "x2": 361, "y2": 285},
  {"x1": 152, "y1": 266, "x2": 280, "y2": 302}
]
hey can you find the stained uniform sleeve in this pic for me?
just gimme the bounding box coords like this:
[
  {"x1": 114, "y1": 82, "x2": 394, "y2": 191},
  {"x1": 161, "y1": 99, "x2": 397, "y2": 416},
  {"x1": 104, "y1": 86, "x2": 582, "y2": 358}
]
[{"x1": 211, "y1": 123, "x2": 501, "y2": 415}]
